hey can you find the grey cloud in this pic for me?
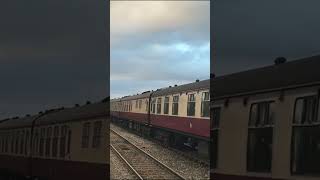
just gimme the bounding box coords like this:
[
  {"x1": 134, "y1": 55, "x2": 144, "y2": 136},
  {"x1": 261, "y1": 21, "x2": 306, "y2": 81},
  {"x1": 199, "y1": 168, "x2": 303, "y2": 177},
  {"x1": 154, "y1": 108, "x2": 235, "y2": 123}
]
[
  {"x1": 0, "y1": 0, "x2": 109, "y2": 119},
  {"x1": 212, "y1": 0, "x2": 320, "y2": 75}
]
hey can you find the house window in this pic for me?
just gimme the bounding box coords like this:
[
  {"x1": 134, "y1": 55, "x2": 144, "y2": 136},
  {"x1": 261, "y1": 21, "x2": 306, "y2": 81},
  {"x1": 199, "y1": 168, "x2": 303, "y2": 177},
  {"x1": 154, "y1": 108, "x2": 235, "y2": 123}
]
[
  {"x1": 82, "y1": 122, "x2": 90, "y2": 148},
  {"x1": 172, "y1": 96, "x2": 179, "y2": 115},
  {"x1": 187, "y1": 94, "x2": 196, "y2": 116},
  {"x1": 211, "y1": 107, "x2": 221, "y2": 169},
  {"x1": 201, "y1": 92, "x2": 210, "y2": 117},
  {"x1": 247, "y1": 101, "x2": 275, "y2": 172},
  {"x1": 60, "y1": 126, "x2": 67, "y2": 158},
  {"x1": 39, "y1": 128, "x2": 45, "y2": 156},
  {"x1": 157, "y1": 98, "x2": 162, "y2": 114},
  {"x1": 45, "y1": 127, "x2": 52, "y2": 157},
  {"x1": 92, "y1": 121, "x2": 102, "y2": 148},
  {"x1": 291, "y1": 96, "x2": 320, "y2": 174},
  {"x1": 52, "y1": 126, "x2": 59, "y2": 157},
  {"x1": 164, "y1": 97, "x2": 169, "y2": 114},
  {"x1": 136, "y1": 100, "x2": 138, "y2": 109}
]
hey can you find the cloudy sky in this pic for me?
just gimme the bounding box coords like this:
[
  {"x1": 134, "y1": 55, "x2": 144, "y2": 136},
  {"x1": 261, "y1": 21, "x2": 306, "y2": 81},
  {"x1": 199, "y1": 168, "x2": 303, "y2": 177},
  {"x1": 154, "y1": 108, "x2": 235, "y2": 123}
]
[
  {"x1": 0, "y1": 0, "x2": 109, "y2": 119},
  {"x1": 110, "y1": 1, "x2": 210, "y2": 98},
  {"x1": 212, "y1": 0, "x2": 320, "y2": 76}
]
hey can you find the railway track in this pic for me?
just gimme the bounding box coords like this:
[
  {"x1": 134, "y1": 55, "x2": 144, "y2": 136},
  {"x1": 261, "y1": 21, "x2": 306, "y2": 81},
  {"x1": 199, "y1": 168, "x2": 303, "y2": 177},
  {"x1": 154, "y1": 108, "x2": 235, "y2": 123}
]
[{"x1": 110, "y1": 129, "x2": 186, "y2": 180}]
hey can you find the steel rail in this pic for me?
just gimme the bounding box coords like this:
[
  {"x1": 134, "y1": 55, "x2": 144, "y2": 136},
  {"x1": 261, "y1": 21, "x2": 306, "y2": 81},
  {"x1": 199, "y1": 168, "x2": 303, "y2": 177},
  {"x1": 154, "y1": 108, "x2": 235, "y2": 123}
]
[{"x1": 110, "y1": 129, "x2": 186, "y2": 180}]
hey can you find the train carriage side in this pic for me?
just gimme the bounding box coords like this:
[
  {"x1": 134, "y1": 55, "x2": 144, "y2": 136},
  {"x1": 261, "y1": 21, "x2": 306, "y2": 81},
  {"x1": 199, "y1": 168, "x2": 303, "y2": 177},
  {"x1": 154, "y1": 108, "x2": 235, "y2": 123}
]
[
  {"x1": 110, "y1": 98, "x2": 121, "y2": 122},
  {"x1": 0, "y1": 115, "x2": 37, "y2": 178},
  {"x1": 31, "y1": 102, "x2": 109, "y2": 180},
  {"x1": 112, "y1": 92, "x2": 151, "y2": 133},
  {"x1": 210, "y1": 57, "x2": 320, "y2": 180},
  {"x1": 0, "y1": 101, "x2": 109, "y2": 179},
  {"x1": 150, "y1": 80, "x2": 210, "y2": 156}
]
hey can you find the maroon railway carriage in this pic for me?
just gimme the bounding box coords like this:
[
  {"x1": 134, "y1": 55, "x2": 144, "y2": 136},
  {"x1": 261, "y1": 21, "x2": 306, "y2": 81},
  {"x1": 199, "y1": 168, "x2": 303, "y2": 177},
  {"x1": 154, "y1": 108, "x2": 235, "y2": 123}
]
[
  {"x1": 110, "y1": 80, "x2": 210, "y2": 156},
  {"x1": 210, "y1": 56, "x2": 320, "y2": 180},
  {"x1": 0, "y1": 101, "x2": 109, "y2": 180}
]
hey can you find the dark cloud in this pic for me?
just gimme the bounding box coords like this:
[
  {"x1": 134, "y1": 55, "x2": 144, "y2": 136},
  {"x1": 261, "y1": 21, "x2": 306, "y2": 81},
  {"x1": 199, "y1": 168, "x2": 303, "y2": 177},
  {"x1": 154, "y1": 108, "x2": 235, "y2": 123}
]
[
  {"x1": 0, "y1": 0, "x2": 109, "y2": 119},
  {"x1": 212, "y1": 0, "x2": 320, "y2": 75}
]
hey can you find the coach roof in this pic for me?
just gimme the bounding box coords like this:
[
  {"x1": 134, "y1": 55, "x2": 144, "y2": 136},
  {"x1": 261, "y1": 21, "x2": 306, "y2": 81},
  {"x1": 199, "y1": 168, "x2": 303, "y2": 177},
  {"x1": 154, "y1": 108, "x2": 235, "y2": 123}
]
[
  {"x1": 120, "y1": 91, "x2": 152, "y2": 101},
  {"x1": 152, "y1": 79, "x2": 210, "y2": 97},
  {"x1": 0, "y1": 101, "x2": 108, "y2": 129},
  {"x1": 0, "y1": 115, "x2": 38, "y2": 129},
  {"x1": 212, "y1": 55, "x2": 320, "y2": 99},
  {"x1": 37, "y1": 102, "x2": 108, "y2": 125}
]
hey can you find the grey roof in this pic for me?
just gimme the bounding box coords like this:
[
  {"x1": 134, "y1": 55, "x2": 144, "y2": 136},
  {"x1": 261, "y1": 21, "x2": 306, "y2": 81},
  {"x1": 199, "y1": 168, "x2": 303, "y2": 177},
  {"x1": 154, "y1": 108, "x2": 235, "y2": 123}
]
[
  {"x1": 152, "y1": 79, "x2": 210, "y2": 97},
  {"x1": 0, "y1": 101, "x2": 108, "y2": 129},
  {"x1": 212, "y1": 55, "x2": 320, "y2": 99}
]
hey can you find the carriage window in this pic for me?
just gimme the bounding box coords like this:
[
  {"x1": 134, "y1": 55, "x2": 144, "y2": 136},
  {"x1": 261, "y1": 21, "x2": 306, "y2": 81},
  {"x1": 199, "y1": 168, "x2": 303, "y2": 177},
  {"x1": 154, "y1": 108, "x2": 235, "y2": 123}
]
[
  {"x1": 52, "y1": 126, "x2": 59, "y2": 157},
  {"x1": 67, "y1": 130, "x2": 71, "y2": 154},
  {"x1": 0, "y1": 133, "x2": 3, "y2": 153},
  {"x1": 11, "y1": 132, "x2": 14, "y2": 153},
  {"x1": 15, "y1": 131, "x2": 19, "y2": 154},
  {"x1": 164, "y1": 97, "x2": 169, "y2": 114},
  {"x1": 201, "y1": 92, "x2": 210, "y2": 117},
  {"x1": 187, "y1": 94, "x2": 196, "y2": 116},
  {"x1": 82, "y1": 122, "x2": 90, "y2": 148},
  {"x1": 291, "y1": 96, "x2": 320, "y2": 175},
  {"x1": 60, "y1": 126, "x2": 67, "y2": 158},
  {"x1": 20, "y1": 130, "x2": 24, "y2": 154},
  {"x1": 45, "y1": 127, "x2": 52, "y2": 157},
  {"x1": 2, "y1": 133, "x2": 4, "y2": 153},
  {"x1": 145, "y1": 100, "x2": 149, "y2": 112},
  {"x1": 247, "y1": 101, "x2": 274, "y2": 173},
  {"x1": 0, "y1": 134, "x2": 2, "y2": 153},
  {"x1": 139, "y1": 100, "x2": 142, "y2": 109},
  {"x1": 0, "y1": 134, "x2": 3, "y2": 153},
  {"x1": 39, "y1": 128, "x2": 45, "y2": 156},
  {"x1": 92, "y1": 121, "x2": 102, "y2": 148},
  {"x1": 172, "y1": 96, "x2": 179, "y2": 115},
  {"x1": 5, "y1": 133, "x2": 8, "y2": 153},
  {"x1": 25, "y1": 131, "x2": 29, "y2": 155},
  {"x1": 211, "y1": 107, "x2": 221, "y2": 169},
  {"x1": 157, "y1": 98, "x2": 162, "y2": 114},
  {"x1": 33, "y1": 130, "x2": 40, "y2": 156},
  {"x1": 152, "y1": 99, "x2": 156, "y2": 114},
  {"x1": 294, "y1": 97, "x2": 317, "y2": 124}
]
